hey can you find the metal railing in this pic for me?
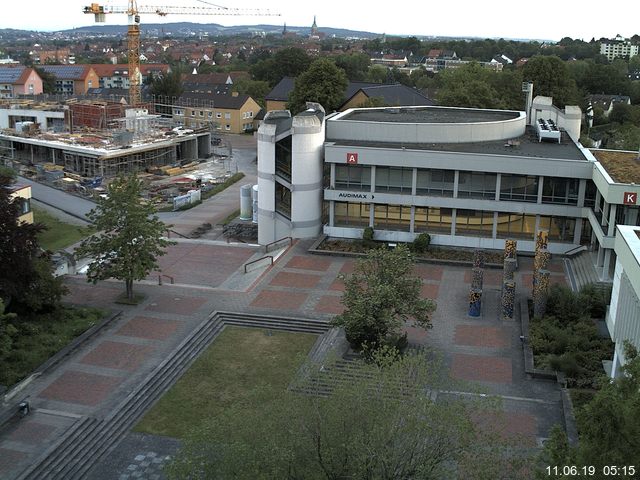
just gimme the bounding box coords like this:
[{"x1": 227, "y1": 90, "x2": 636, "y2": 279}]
[
  {"x1": 166, "y1": 229, "x2": 189, "y2": 239},
  {"x1": 264, "y1": 236, "x2": 293, "y2": 253},
  {"x1": 158, "y1": 274, "x2": 175, "y2": 285},
  {"x1": 244, "y1": 255, "x2": 273, "y2": 273},
  {"x1": 563, "y1": 245, "x2": 587, "y2": 257}
]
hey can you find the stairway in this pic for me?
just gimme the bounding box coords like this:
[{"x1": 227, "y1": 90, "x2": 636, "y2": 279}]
[
  {"x1": 18, "y1": 312, "x2": 331, "y2": 480},
  {"x1": 564, "y1": 251, "x2": 610, "y2": 292}
]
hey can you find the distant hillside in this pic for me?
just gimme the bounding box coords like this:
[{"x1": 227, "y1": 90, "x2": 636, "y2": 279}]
[{"x1": 64, "y1": 22, "x2": 380, "y2": 39}]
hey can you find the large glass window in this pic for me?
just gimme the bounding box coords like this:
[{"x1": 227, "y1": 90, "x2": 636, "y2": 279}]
[
  {"x1": 414, "y1": 206, "x2": 453, "y2": 233},
  {"x1": 335, "y1": 165, "x2": 371, "y2": 191},
  {"x1": 416, "y1": 169, "x2": 454, "y2": 197},
  {"x1": 584, "y1": 180, "x2": 597, "y2": 208},
  {"x1": 455, "y1": 209, "x2": 494, "y2": 236},
  {"x1": 275, "y1": 183, "x2": 291, "y2": 219},
  {"x1": 275, "y1": 136, "x2": 292, "y2": 182},
  {"x1": 374, "y1": 167, "x2": 413, "y2": 194},
  {"x1": 334, "y1": 202, "x2": 370, "y2": 227},
  {"x1": 539, "y1": 216, "x2": 576, "y2": 242},
  {"x1": 542, "y1": 177, "x2": 579, "y2": 205},
  {"x1": 457, "y1": 171, "x2": 496, "y2": 199},
  {"x1": 499, "y1": 174, "x2": 539, "y2": 203},
  {"x1": 496, "y1": 212, "x2": 537, "y2": 239},
  {"x1": 373, "y1": 204, "x2": 411, "y2": 231}
]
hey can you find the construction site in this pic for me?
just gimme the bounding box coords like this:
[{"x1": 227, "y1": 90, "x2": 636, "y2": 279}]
[{"x1": 0, "y1": 97, "x2": 246, "y2": 210}]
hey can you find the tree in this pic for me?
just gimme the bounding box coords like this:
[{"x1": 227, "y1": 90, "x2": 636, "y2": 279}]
[
  {"x1": 167, "y1": 352, "x2": 528, "y2": 480},
  {"x1": 536, "y1": 343, "x2": 640, "y2": 478},
  {"x1": 522, "y1": 55, "x2": 580, "y2": 108},
  {"x1": 0, "y1": 167, "x2": 64, "y2": 310},
  {"x1": 287, "y1": 58, "x2": 348, "y2": 114},
  {"x1": 149, "y1": 68, "x2": 184, "y2": 103},
  {"x1": 232, "y1": 78, "x2": 270, "y2": 108},
  {"x1": 250, "y1": 47, "x2": 311, "y2": 86},
  {"x1": 34, "y1": 67, "x2": 56, "y2": 94},
  {"x1": 334, "y1": 53, "x2": 371, "y2": 81},
  {"x1": 76, "y1": 175, "x2": 172, "y2": 300},
  {"x1": 331, "y1": 244, "x2": 436, "y2": 351}
]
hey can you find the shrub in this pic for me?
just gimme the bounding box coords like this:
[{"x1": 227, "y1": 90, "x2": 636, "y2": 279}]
[
  {"x1": 412, "y1": 233, "x2": 431, "y2": 254},
  {"x1": 362, "y1": 226, "x2": 375, "y2": 247},
  {"x1": 546, "y1": 285, "x2": 589, "y2": 322},
  {"x1": 578, "y1": 283, "x2": 612, "y2": 319}
]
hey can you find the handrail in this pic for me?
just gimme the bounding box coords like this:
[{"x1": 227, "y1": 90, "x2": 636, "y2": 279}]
[
  {"x1": 563, "y1": 245, "x2": 587, "y2": 257},
  {"x1": 244, "y1": 255, "x2": 273, "y2": 273},
  {"x1": 264, "y1": 236, "x2": 293, "y2": 253},
  {"x1": 166, "y1": 229, "x2": 189, "y2": 239},
  {"x1": 158, "y1": 274, "x2": 175, "y2": 285}
]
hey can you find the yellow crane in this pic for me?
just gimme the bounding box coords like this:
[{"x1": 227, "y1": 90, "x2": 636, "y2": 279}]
[{"x1": 83, "y1": 2, "x2": 279, "y2": 105}]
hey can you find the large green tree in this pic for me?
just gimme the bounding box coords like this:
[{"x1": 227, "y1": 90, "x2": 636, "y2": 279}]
[
  {"x1": 522, "y1": 55, "x2": 580, "y2": 108},
  {"x1": 76, "y1": 174, "x2": 172, "y2": 300},
  {"x1": 250, "y1": 47, "x2": 311, "y2": 86},
  {"x1": 332, "y1": 244, "x2": 436, "y2": 351},
  {"x1": 167, "y1": 352, "x2": 527, "y2": 480},
  {"x1": 287, "y1": 58, "x2": 348, "y2": 114},
  {"x1": 0, "y1": 168, "x2": 65, "y2": 310},
  {"x1": 536, "y1": 343, "x2": 640, "y2": 479}
]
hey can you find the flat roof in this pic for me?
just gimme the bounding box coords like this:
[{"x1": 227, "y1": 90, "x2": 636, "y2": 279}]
[
  {"x1": 330, "y1": 127, "x2": 588, "y2": 161},
  {"x1": 339, "y1": 106, "x2": 521, "y2": 124},
  {"x1": 590, "y1": 149, "x2": 640, "y2": 184}
]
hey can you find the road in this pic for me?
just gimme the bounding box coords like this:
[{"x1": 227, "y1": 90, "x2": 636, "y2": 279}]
[{"x1": 19, "y1": 176, "x2": 95, "y2": 223}]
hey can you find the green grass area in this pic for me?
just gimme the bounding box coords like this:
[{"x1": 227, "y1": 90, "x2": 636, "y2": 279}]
[
  {"x1": 201, "y1": 172, "x2": 246, "y2": 201},
  {"x1": 0, "y1": 306, "x2": 105, "y2": 387},
  {"x1": 134, "y1": 326, "x2": 317, "y2": 439},
  {"x1": 221, "y1": 208, "x2": 241, "y2": 225},
  {"x1": 33, "y1": 206, "x2": 94, "y2": 251}
]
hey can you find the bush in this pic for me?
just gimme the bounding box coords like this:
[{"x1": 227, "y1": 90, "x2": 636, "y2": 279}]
[
  {"x1": 412, "y1": 233, "x2": 431, "y2": 254},
  {"x1": 578, "y1": 283, "x2": 612, "y2": 319},
  {"x1": 362, "y1": 226, "x2": 375, "y2": 247},
  {"x1": 546, "y1": 285, "x2": 589, "y2": 322}
]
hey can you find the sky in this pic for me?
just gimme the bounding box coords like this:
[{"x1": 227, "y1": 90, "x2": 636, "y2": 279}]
[{"x1": 0, "y1": 0, "x2": 638, "y2": 42}]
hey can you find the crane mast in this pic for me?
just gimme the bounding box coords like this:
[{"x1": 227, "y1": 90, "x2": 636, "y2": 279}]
[{"x1": 83, "y1": 2, "x2": 280, "y2": 106}]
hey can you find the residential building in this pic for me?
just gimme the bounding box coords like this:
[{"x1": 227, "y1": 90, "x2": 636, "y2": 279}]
[
  {"x1": 257, "y1": 99, "x2": 640, "y2": 286},
  {"x1": 38, "y1": 65, "x2": 99, "y2": 95},
  {"x1": 589, "y1": 94, "x2": 631, "y2": 117},
  {"x1": 607, "y1": 224, "x2": 640, "y2": 377},
  {"x1": 9, "y1": 184, "x2": 33, "y2": 224},
  {"x1": 90, "y1": 63, "x2": 170, "y2": 89},
  {"x1": 0, "y1": 66, "x2": 43, "y2": 98},
  {"x1": 600, "y1": 35, "x2": 639, "y2": 61},
  {"x1": 171, "y1": 92, "x2": 261, "y2": 133}
]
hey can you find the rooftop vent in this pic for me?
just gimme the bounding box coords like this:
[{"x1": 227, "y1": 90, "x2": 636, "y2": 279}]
[{"x1": 536, "y1": 118, "x2": 561, "y2": 144}]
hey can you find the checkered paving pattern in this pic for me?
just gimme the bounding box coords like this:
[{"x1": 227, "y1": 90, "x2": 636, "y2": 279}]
[
  {"x1": 116, "y1": 316, "x2": 181, "y2": 341},
  {"x1": 454, "y1": 325, "x2": 511, "y2": 349},
  {"x1": 314, "y1": 295, "x2": 344, "y2": 315},
  {"x1": 4, "y1": 420, "x2": 56, "y2": 444},
  {"x1": 421, "y1": 283, "x2": 439, "y2": 299},
  {"x1": 413, "y1": 265, "x2": 444, "y2": 281},
  {"x1": 145, "y1": 295, "x2": 207, "y2": 316},
  {"x1": 38, "y1": 370, "x2": 122, "y2": 406},
  {"x1": 117, "y1": 451, "x2": 171, "y2": 480},
  {"x1": 463, "y1": 269, "x2": 504, "y2": 286},
  {"x1": 250, "y1": 290, "x2": 308, "y2": 310},
  {"x1": 269, "y1": 271, "x2": 322, "y2": 289},
  {"x1": 451, "y1": 353, "x2": 513, "y2": 384},
  {"x1": 80, "y1": 341, "x2": 155, "y2": 372},
  {"x1": 285, "y1": 256, "x2": 332, "y2": 271}
]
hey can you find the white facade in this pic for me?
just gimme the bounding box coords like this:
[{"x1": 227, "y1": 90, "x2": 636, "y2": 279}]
[
  {"x1": 257, "y1": 105, "x2": 325, "y2": 244},
  {"x1": 600, "y1": 39, "x2": 639, "y2": 61},
  {"x1": 607, "y1": 225, "x2": 640, "y2": 377}
]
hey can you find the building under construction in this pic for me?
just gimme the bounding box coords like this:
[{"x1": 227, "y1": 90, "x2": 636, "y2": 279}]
[{"x1": 0, "y1": 98, "x2": 211, "y2": 178}]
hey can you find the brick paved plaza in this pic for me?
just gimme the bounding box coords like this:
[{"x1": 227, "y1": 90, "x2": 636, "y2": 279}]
[{"x1": 0, "y1": 238, "x2": 568, "y2": 479}]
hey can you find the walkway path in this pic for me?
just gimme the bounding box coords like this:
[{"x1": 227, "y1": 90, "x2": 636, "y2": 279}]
[{"x1": 0, "y1": 240, "x2": 570, "y2": 479}]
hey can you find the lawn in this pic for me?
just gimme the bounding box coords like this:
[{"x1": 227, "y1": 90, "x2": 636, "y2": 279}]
[
  {"x1": 1, "y1": 306, "x2": 105, "y2": 387},
  {"x1": 33, "y1": 206, "x2": 94, "y2": 251},
  {"x1": 134, "y1": 326, "x2": 317, "y2": 439}
]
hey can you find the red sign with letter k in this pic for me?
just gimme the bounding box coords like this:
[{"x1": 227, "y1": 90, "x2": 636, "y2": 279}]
[{"x1": 623, "y1": 192, "x2": 637, "y2": 205}]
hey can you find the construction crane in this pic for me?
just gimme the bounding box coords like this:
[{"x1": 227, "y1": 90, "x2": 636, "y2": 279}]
[{"x1": 83, "y1": 2, "x2": 279, "y2": 106}]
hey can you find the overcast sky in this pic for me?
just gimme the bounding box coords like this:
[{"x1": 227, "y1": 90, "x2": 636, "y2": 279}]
[{"x1": 1, "y1": 0, "x2": 638, "y2": 42}]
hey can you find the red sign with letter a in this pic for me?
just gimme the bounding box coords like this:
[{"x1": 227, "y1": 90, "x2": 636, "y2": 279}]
[
  {"x1": 346, "y1": 152, "x2": 358, "y2": 165},
  {"x1": 623, "y1": 192, "x2": 637, "y2": 205}
]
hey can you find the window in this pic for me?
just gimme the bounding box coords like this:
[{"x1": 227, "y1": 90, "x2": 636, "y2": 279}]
[
  {"x1": 208, "y1": 111, "x2": 213, "y2": 118},
  {"x1": 335, "y1": 165, "x2": 371, "y2": 191},
  {"x1": 199, "y1": 111, "x2": 204, "y2": 117},
  {"x1": 373, "y1": 204, "x2": 411, "y2": 231},
  {"x1": 249, "y1": 111, "x2": 254, "y2": 117},
  {"x1": 539, "y1": 216, "x2": 576, "y2": 242},
  {"x1": 584, "y1": 180, "x2": 597, "y2": 208},
  {"x1": 375, "y1": 167, "x2": 413, "y2": 193},
  {"x1": 414, "y1": 207, "x2": 452, "y2": 233},
  {"x1": 224, "y1": 113, "x2": 231, "y2": 119},
  {"x1": 275, "y1": 183, "x2": 291, "y2": 219},
  {"x1": 275, "y1": 136, "x2": 292, "y2": 182},
  {"x1": 242, "y1": 112, "x2": 247, "y2": 119},
  {"x1": 455, "y1": 209, "x2": 494, "y2": 236},
  {"x1": 334, "y1": 202, "x2": 370, "y2": 227},
  {"x1": 191, "y1": 110, "x2": 195, "y2": 116},
  {"x1": 216, "y1": 112, "x2": 222, "y2": 119},
  {"x1": 541, "y1": 177, "x2": 578, "y2": 205},
  {"x1": 416, "y1": 169, "x2": 454, "y2": 197},
  {"x1": 16, "y1": 197, "x2": 31, "y2": 216},
  {"x1": 225, "y1": 124, "x2": 230, "y2": 130},
  {"x1": 499, "y1": 174, "x2": 539, "y2": 203},
  {"x1": 496, "y1": 212, "x2": 537, "y2": 239},
  {"x1": 457, "y1": 171, "x2": 496, "y2": 199}
]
